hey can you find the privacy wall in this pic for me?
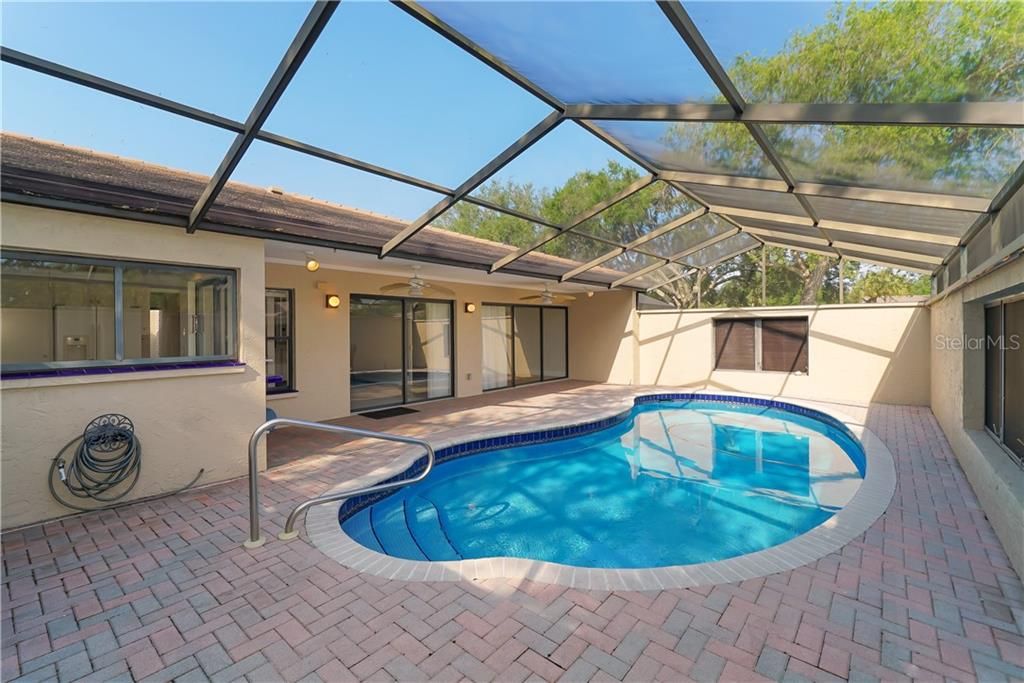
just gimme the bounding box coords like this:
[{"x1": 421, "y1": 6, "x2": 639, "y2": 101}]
[{"x1": 636, "y1": 303, "x2": 931, "y2": 406}]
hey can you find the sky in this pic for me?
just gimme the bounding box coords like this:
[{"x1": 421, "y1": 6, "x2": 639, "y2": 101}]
[{"x1": 1, "y1": 1, "x2": 833, "y2": 221}]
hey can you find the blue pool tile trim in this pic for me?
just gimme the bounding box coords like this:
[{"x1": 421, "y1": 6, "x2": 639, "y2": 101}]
[
  {"x1": 2, "y1": 360, "x2": 245, "y2": 380},
  {"x1": 338, "y1": 393, "x2": 867, "y2": 525}
]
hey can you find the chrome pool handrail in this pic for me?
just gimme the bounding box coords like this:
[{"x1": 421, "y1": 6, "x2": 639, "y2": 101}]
[{"x1": 245, "y1": 417, "x2": 435, "y2": 548}]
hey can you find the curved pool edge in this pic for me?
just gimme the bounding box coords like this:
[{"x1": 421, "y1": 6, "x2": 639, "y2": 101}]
[{"x1": 305, "y1": 390, "x2": 896, "y2": 590}]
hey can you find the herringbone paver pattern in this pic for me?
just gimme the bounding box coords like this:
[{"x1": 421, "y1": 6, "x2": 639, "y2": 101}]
[{"x1": 3, "y1": 386, "x2": 1023, "y2": 682}]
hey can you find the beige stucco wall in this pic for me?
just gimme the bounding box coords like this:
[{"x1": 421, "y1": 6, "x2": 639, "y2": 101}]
[
  {"x1": 265, "y1": 262, "x2": 628, "y2": 421},
  {"x1": 568, "y1": 289, "x2": 637, "y2": 385},
  {"x1": 930, "y1": 255, "x2": 1024, "y2": 577},
  {"x1": 1, "y1": 204, "x2": 266, "y2": 529},
  {"x1": 635, "y1": 303, "x2": 931, "y2": 406}
]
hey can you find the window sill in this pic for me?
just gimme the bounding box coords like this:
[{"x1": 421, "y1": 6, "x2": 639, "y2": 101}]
[
  {"x1": 2, "y1": 362, "x2": 247, "y2": 390},
  {"x1": 267, "y1": 390, "x2": 299, "y2": 401}
]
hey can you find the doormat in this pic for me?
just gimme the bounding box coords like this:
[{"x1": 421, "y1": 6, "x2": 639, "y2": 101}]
[{"x1": 360, "y1": 406, "x2": 419, "y2": 419}]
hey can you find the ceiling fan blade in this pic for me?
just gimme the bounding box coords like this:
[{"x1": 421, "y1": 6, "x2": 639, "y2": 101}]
[
  {"x1": 520, "y1": 295, "x2": 544, "y2": 301},
  {"x1": 558, "y1": 294, "x2": 577, "y2": 302},
  {"x1": 424, "y1": 283, "x2": 456, "y2": 296}
]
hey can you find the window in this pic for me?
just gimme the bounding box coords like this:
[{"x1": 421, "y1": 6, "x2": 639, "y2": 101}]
[
  {"x1": 482, "y1": 304, "x2": 568, "y2": 390},
  {"x1": 985, "y1": 298, "x2": 1024, "y2": 466},
  {"x1": 714, "y1": 319, "x2": 755, "y2": 370},
  {"x1": 1, "y1": 251, "x2": 237, "y2": 372},
  {"x1": 762, "y1": 318, "x2": 809, "y2": 373},
  {"x1": 714, "y1": 316, "x2": 809, "y2": 373},
  {"x1": 265, "y1": 289, "x2": 294, "y2": 393}
]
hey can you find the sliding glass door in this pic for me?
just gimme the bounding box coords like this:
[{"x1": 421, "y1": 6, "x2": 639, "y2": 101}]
[
  {"x1": 483, "y1": 303, "x2": 568, "y2": 391},
  {"x1": 350, "y1": 295, "x2": 453, "y2": 412}
]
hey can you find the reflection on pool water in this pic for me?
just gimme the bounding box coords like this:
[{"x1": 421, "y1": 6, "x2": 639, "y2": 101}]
[{"x1": 341, "y1": 399, "x2": 865, "y2": 569}]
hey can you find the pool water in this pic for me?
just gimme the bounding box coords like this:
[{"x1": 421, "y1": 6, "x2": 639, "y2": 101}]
[{"x1": 341, "y1": 399, "x2": 865, "y2": 569}]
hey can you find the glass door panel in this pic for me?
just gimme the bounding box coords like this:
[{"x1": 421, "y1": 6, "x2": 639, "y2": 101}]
[
  {"x1": 482, "y1": 305, "x2": 513, "y2": 390},
  {"x1": 542, "y1": 307, "x2": 568, "y2": 380},
  {"x1": 350, "y1": 296, "x2": 404, "y2": 412},
  {"x1": 406, "y1": 300, "x2": 453, "y2": 403},
  {"x1": 514, "y1": 306, "x2": 542, "y2": 385}
]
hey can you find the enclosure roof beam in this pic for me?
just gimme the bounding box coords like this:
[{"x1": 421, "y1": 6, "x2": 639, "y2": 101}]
[
  {"x1": 488, "y1": 173, "x2": 656, "y2": 273},
  {"x1": 610, "y1": 260, "x2": 679, "y2": 289},
  {"x1": 188, "y1": 1, "x2": 337, "y2": 232},
  {"x1": 740, "y1": 226, "x2": 830, "y2": 246},
  {"x1": 662, "y1": 170, "x2": 991, "y2": 213},
  {"x1": 565, "y1": 102, "x2": 1024, "y2": 128},
  {"x1": 758, "y1": 239, "x2": 837, "y2": 258},
  {"x1": 380, "y1": 111, "x2": 564, "y2": 256},
  {"x1": 0, "y1": 47, "x2": 245, "y2": 133}
]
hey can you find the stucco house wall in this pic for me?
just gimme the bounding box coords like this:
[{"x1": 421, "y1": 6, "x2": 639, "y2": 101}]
[{"x1": 1, "y1": 204, "x2": 267, "y2": 529}]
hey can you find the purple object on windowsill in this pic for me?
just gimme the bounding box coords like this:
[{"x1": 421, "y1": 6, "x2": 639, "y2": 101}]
[
  {"x1": 1, "y1": 360, "x2": 244, "y2": 381},
  {"x1": 267, "y1": 375, "x2": 285, "y2": 386}
]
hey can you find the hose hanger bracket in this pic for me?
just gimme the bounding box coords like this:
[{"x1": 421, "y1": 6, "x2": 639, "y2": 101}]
[{"x1": 49, "y1": 413, "x2": 203, "y2": 512}]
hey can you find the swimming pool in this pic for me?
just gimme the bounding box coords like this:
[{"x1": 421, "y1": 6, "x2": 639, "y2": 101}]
[{"x1": 339, "y1": 397, "x2": 865, "y2": 569}]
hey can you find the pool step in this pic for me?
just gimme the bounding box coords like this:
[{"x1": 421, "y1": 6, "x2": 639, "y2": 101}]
[
  {"x1": 406, "y1": 496, "x2": 462, "y2": 561},
  {"x1": 341, "y1": 507, "x2": 384, "y2": 554},
  {"x1": 370, "y1": 496, "x2": 428, "y2": 561}
]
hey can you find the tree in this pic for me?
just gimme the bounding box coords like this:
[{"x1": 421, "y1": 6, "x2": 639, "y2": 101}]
[{"x1": 848, "y1": 268, "x2": 930, "y2": 303}]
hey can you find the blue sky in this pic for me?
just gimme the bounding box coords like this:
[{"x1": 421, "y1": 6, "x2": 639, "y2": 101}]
[{"x1": 2, "y1": 1, "x2": 833, "y2": 220}]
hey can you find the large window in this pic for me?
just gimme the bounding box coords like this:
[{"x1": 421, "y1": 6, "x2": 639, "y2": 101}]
[
  {"x1": 714, "y1": 317, "x2": 809, "y2": 374},
  {"x1": 265, "y1": 289, "x2": 294, "y2": 393},
  {"x1": 349, "y1": 295, "x2": 453, "y2": 412},
  {"x1": 1, "y1": 251, "x2": 236, "y2": 372},
  {"x1": 482, "y1": 304, "x2": 568, "y2": 391},
  {"x1": 985, "y1": 298, "x2": 1023, "y2": 466}
]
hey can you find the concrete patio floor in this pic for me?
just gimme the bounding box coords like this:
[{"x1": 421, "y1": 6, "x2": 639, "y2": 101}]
[{"x1": 3, "y1": 383, "x2": 1023, "y2": 682}]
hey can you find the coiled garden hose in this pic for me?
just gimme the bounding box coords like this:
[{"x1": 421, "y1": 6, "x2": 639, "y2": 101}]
[{"x1": 49, "y1": 414, "x2": 203, "y2": 512}]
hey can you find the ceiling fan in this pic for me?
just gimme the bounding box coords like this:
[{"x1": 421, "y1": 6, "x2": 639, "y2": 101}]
[
  {"x1": 520, "y1": 284, "x2": 577, "y2": 305},
  {"x1": 380, "y1": 266, "x2": 455, "y2": 297}
]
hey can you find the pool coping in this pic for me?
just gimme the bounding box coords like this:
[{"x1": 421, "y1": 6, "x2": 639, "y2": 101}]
[{"x1": 304, "y1": 390, "x2": 896, "y2": 590}]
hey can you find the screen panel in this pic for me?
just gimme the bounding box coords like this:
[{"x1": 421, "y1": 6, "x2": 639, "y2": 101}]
[
  {"x1": 687, "y1": 2, "x2": 1023, "y2": 104},
  {"x1": 571, "y1": 182, "x2": 701, "y2": 244},
  {"x1": 2, "y1": 1, "x2": 311, "y2": 118},
  {"x1": 639, "y1": 214, "x2": 735, "y2": 258},
  {"x1": 591, "y1": 121, "x2": 783, "y2": 180},
  {"x1": 686, "y1": 183, "x2": 807, "y2": 217},
  {"x1": 808, "y1": 196, "x2": 976, "y2": 238},
  {"x1": 683, "y1": 232, "x2": 760, "y2": 268},
  {"x1": 766, "y1": 124, "x2": 1023, "y2": 200},
  {"x1": 421, "y1": 1, "x2": 719, "y2": 104},
  {"x1": 263, "y1": 1, "x2": 553, "y2": 187}
]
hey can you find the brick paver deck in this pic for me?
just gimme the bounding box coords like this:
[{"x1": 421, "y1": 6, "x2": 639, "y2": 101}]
[{"x1": 3, "y1": 383, "x2": 1023, "y2": 682}]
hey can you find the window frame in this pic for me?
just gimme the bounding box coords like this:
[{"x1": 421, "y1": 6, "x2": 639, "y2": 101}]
[
  {"x1": 265, "y1": 288, "x2": 295, "y2": 395},
  {"x1": 481, "y1": 303, "x2": 569, "y2": 391},
  {"x1": 712, "y1": 316, "x2": 810, "y2": 374},
  {"x1": 1, "y1": 249, "x2": 238, "y2": 372},
  {"x1": 984, "y1": 296, "x2": 1024, "y2": 468}
]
